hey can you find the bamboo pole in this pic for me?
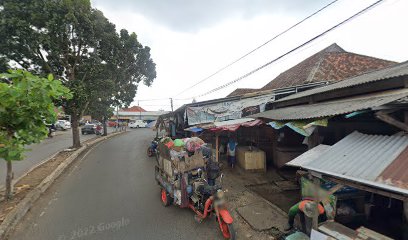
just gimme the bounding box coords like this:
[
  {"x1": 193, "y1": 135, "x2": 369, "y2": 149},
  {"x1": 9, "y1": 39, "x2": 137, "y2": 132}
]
[
  {"x1": 215, "y1": 132, "x2": 219, "y2": 162},
  {"x1": 312, "y1": 177, "x2": 320, "y2": 230}
]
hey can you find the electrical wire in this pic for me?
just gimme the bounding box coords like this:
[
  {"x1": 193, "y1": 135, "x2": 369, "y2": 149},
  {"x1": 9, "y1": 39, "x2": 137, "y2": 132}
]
[
  {"x1": 187, "y1": 0, "x2": 385, "y2": 99},
  {"x1": 134, "y1": 98, "x2": 171, "y2": 102},
  {"x1": 173, "y1": 0, "x2": 340, "y2": 97}
]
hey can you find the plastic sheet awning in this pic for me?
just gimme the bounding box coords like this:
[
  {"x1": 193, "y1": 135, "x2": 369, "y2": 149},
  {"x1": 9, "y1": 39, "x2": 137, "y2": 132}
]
[
  {"x1": 184, "y1": 127, "x2": 204, "y2": 133},
  {"x1": 185, "y1": 118, "x2": 263, "y2": 132},
  {"x1": 207, "y1": 119, "x2": 263, "y2": 132}
]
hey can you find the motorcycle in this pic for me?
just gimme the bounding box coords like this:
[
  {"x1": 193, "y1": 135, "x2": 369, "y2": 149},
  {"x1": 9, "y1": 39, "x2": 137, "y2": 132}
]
[
  {"x1": 147, "y1": 138, "x2": 160, "y2": 163},
  {"x1": 156, "y1": 167, "x2": 235, "y2": 239}
]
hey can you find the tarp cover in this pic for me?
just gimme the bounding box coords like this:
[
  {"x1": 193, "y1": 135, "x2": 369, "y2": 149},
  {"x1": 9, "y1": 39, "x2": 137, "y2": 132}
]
[
  {"x1": 268, "y1": 118, "x2": 328, "y2": 136},
  {"x1": 209, "y1": 119, "x2": 263, "y2": 132},
  {"x1": 184, "y1": 127, "x2": 203, "y2": 133},
  {"x1": 186, "y1": 94, "x2": 274, "y2": 125}
]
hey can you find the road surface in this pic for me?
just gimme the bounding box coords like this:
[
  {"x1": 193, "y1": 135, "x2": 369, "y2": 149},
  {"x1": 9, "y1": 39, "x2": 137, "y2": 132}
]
[
  {"x1": 0, "y1": 128, "x2": 113, "y2": 189},
  {"x1": 8, "y1": 128, "x2": 223, "y2": 240}
]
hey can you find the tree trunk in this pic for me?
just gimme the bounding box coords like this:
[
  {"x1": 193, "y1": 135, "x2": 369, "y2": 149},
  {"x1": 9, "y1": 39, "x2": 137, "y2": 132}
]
[
  {"x1": 103, "y1": 116, "x2": 108, "y2": 136},
  {"x1": 71, "y1": 114, "x2": 81, "y2": 148},
  {"x1": 6, "y1": 160, "x2": 13, "y2": 200}
]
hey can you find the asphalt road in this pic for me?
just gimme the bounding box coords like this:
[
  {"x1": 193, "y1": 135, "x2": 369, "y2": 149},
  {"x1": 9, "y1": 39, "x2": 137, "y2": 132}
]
[
  {"x1": 8, "y1": 128, "x2": 223, "y2": 240},
  {"x1": 0, "y1": 128, "x2": 105, "y2": 189}
]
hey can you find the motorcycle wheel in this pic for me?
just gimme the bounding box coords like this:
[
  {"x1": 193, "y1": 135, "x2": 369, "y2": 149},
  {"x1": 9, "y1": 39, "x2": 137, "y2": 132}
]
[
  {"x1": 219, "y1": 219, "x2": 235, "y2": 240},
  {"x1": 155, "y1": 152, "x2": 159, "y2": 165},
  {"x1": 161, "y1": 189, "x2": 172, "y2": 207},
  {"x1": 147, "y1": 147, "x2": 154, "y2": 157}
]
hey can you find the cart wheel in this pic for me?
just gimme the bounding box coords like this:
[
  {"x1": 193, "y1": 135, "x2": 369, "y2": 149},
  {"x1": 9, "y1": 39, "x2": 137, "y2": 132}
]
[
  {"x1": 147, "y1": 147, "x2": 154, "y2": 157},
  {"x1": 161, "y1": 189, "x2": 172, "y2": 207},
  {"x1": 219, "y1": 220, "x2": 235, "y2": 240}
]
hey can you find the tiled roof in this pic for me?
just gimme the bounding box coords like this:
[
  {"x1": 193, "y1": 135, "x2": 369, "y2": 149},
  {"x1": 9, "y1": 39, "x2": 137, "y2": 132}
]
[
  {"x1": 226, "y1": 88, "x2": 259, "y2": 97},
  {"x1": 274, "y1": 60, "x2": 408, "y2": 103},
  {"x1": 261, "y1": 43, "x2": 396, "y2": 90},
  {"x1": 121, "y1": 106, "x2": 146, "y2": 112}
]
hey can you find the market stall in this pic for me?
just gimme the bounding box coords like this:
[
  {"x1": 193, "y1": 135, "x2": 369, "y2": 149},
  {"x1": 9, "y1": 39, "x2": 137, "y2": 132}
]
[{"x1": 283, "y1": 131, "x2": 408, "y2": 239}]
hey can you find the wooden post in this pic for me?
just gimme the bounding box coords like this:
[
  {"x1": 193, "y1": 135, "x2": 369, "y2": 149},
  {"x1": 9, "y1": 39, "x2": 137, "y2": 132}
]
[
  {"x1": 404, "y1": 111, "x2": 408, "y2": 125},
  {"x1": 308, "y1": 127, "x2": 320, "y2": 150},
  {"x1": 376, "y1": 110, "x2": 408, "y2": 132},
  {"x1": 272, "y1": 129, "x2": 278, "y2": 168},
  {"x1": 215, "y1": 132, "x2": 219, "y2": 162}
]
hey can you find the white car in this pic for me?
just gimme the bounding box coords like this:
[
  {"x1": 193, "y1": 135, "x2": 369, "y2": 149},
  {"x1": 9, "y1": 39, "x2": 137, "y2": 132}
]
[
  {"x1": 129, "y1": 120, "x2": 147, "y2": 128},
  {"x1": 56, "y1": 120, "x2": 71, "y2": 130}
]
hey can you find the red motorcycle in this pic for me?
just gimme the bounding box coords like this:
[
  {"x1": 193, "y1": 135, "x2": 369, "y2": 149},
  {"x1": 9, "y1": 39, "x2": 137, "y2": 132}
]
[{"x1": 156, "y1": 167, "x2": 235, "y2": 239}]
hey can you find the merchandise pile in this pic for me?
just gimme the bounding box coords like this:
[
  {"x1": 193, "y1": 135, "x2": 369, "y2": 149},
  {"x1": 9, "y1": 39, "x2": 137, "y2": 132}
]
[
  {"x1": 158, "y1": 137, "x2": 208, "y2": 174},
  {"x1": 156, "y1": 137, "x2": 217, "y2": 207}
]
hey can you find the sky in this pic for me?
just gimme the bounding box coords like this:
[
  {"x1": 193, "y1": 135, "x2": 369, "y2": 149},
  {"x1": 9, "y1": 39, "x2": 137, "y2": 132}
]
[{"x1": 91, "y1": 0, "x2": 408, "y2": 111}]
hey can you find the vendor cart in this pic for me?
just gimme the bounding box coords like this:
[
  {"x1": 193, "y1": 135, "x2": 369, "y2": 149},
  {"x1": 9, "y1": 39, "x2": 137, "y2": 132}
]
[{"x1": 155, "y1": 138, "x2": 235, "y2": 239}]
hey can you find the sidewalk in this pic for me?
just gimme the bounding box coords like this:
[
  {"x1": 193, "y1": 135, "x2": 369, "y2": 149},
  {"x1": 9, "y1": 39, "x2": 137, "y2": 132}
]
[{"x1": 222, "y1": 160, "x2": 297, "y2": 239}]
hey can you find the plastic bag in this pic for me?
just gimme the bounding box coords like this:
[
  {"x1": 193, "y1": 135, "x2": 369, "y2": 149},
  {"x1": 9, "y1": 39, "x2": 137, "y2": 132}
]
[
  {"x1": 185, "y1": 137, "x2": 205, "y2": 152},
  {"x1": 174, "y1": 139, "x2": 184, "y2": 147}
]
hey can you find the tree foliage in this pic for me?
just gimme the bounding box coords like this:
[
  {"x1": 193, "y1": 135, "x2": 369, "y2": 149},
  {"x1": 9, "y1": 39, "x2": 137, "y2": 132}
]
[
  {"x1": 0, "y1": 70, "x2": 72, "y2": 199},
  {"x1": 0, "y1": 0, "x2": 157, "y2": 147},
  {"x1": 0, "y1": 70, "x2": 72, "y2": 161}
]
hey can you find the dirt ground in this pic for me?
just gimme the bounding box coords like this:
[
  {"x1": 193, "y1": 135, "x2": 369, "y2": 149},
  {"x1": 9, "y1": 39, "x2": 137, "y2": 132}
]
[
  {"x1": 0, "y1": 151, "x2": 74, "y2": 224},
  {"x1": 220, "y1": 157, "x2": 299, "y2": 240}
]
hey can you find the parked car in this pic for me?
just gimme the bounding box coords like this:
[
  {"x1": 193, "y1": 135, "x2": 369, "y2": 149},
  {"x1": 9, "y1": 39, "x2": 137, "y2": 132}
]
[
  {"x1": 81, "y1": 124, "x2": 96, "y2": 135},
  {"x1": 129, "y1": 120, "x2": 147, "y2": 128},
  {"x1": 55, "y1": 120, "x2": 71, "y2": 130}
]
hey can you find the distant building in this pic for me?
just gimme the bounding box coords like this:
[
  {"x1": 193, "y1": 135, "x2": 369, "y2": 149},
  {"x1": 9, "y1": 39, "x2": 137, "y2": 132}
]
[
  {"x1": 121, "y1": 106, "x2": 147, "y2": 112},
  {"x1": 114, "y1": 105, "x2": 169, "y2": 121},
  {"x1": 227, "y1": 43, "x2": 396, "y2": 97}
]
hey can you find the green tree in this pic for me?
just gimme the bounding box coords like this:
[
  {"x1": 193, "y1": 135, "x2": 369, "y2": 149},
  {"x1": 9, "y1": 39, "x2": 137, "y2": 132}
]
[
  {"x1": 0, "y1": 0, "x2": 156, "y2": 148},
  {"x1": 0, "y1": 70, "x2": 72, "y2": 199},
  {"x1": 86, "y1": 29, "x2": 157, "y2": 134},
  {"x1": 86, "y1": 99, "x2": 114, "y2": 136},
  {"x1": 0, "y1": 58, "x2": 8, "y2": 72}
]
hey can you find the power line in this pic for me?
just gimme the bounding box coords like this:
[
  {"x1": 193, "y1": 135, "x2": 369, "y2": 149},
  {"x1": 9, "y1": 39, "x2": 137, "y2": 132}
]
[
  {"x1": 134, "y1": 98, "x2": 170, "y2": 102},
  {"x1": 173, "y1": 0, "x2": 340, "y2": 97},
  {"x1": 138, "y1": 104, "x2": 170, "y2": 106},
  {"x1": 188, "y1": 0, "x2": 385, "y2": 99}
]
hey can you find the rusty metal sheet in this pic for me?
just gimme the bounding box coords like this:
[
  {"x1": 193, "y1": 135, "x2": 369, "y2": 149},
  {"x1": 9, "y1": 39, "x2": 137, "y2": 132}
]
[{"x1": 377, "y1": 146, "x2": 408, "y2": 189}]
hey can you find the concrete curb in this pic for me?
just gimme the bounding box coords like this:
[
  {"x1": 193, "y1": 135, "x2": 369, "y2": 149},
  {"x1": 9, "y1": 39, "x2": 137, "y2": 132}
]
[
  {"x1": 0, "y1": 152, "x2": 60, "y2": 193},
  {"x1": 0, "y1": 131, "x2": 127, "y2": 239}
]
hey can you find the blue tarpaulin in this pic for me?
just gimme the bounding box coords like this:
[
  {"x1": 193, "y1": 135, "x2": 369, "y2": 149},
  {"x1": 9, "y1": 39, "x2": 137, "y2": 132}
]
[{"x1": 184, "y1": 127, "x2": 203, "y2": 133}]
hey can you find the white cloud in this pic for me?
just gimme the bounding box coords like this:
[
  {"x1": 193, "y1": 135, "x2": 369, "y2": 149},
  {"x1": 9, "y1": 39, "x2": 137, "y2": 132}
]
[{"x1": 92, "y1": 0, "x2": 408, "y2": 111}]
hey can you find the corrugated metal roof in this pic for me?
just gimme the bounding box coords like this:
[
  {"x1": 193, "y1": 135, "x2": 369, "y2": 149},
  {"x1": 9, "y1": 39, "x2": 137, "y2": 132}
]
[
  {"x1": 287, "y1": 131, "x2": 408, "y2": 195},
  {"x1": 286, "y1": 144, "x2": 330, "y2": 167},
  {"x1": 250, "y1": 88, "x2": 408, "y2": 120},
  {"x1": 274, "y1": 60, "x2": 408, "y2": 103},
  {"x1": 377, "y1": 146, "x2": 408, "y2": 189}
]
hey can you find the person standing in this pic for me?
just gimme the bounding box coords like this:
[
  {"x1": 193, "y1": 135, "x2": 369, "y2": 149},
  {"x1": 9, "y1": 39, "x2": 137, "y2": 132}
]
[{"x1": 227, "y1": 138, "x2": 237, "y2": 168}]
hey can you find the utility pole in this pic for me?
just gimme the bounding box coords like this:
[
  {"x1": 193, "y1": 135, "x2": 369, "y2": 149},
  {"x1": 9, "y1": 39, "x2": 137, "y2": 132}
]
[
  {"x1": 138, "y1": 100, "x2": 141, "y2": 120},
  {"x1": 116, "y1": 105, "x2": 119, "y2": 132},
  {"x1": 170, "y1": 98, "x2": 174, "y2": 112}
]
